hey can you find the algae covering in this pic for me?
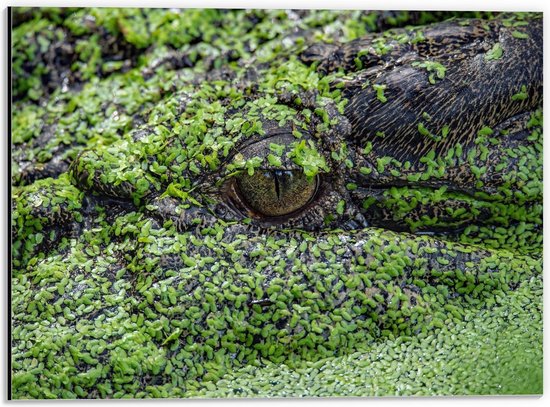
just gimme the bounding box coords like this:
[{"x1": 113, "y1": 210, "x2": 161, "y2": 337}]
[{"x1": 10, "y1": 8, "x2": 542, "y2": 399}]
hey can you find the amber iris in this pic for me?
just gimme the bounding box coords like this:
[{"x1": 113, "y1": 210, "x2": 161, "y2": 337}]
[{"x1": 236, "y1": 170, "x2": 318, "y2": 217}]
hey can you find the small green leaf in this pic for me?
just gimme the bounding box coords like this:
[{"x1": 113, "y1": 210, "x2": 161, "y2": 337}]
[
  {"x1": 372, "y1": 84, "x2": 387, "y2": 103},
  {"x1": 512, "y1": 30, "x2": 529, "y2": 39},
  {"x1": 336, "y1": 200, "x2": 345, "y2": 215},
  {"x1": 511, "y1": 85, "x2": 528, "y2": 101},
  {"x1": 485, "y1": 43, "x2": 504, "y2": 61},
  {"x1": 267, "y1": 154, "x2": 282, "y2": 167}
]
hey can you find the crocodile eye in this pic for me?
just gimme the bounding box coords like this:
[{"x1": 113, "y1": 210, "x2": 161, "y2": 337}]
[{"x1": 235, "y1": 170, "x2": 318, "y2": 217}]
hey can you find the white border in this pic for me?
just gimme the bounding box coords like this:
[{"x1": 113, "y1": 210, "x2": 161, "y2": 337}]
[
  {"x1": 0, "y1": 1, "x2": 547, "y2": 11},
  {"x1": 1, "y1": 1, "x2": 548, "y2": 406}
]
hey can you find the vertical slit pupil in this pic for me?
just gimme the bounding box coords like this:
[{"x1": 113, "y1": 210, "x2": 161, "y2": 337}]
[{"x1": 273, "y1": 170, "x2": 281, "y2": 200}]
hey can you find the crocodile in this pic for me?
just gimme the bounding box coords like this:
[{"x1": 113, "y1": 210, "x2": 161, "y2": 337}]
[{"x1": 10, "y1": 8, "x2": 543, "y2": 398}]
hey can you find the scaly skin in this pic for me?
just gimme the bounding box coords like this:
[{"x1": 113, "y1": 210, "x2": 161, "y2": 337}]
[{"x1": 11, "y1": 9, "x2": 542, "y2": 398}]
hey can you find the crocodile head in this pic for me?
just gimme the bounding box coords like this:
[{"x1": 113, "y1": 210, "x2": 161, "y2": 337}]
[{"x1": 11, "y1": 10, "x2": 542, "y2": 398}]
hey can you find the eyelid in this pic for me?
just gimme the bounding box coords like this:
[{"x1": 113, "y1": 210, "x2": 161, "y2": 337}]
[
  {"x1": 216, "y1": 133, "x2": 306, "y2": 184},
  {"x1": 229, "y1": 133, "x2": 298, "y2": 162},
  {"x1": 214, "y1": 130, "x2": 346, "y2": 229}
]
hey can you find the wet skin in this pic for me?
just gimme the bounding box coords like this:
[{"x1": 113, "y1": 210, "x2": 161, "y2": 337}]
[{"x1": 11, "y1": 10, "x2": 542, "y2": 398}]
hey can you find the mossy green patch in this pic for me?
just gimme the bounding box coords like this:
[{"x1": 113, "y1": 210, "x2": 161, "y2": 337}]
[{"x1": 11, "y1": 7, "x2": 542, "y2": 400}]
